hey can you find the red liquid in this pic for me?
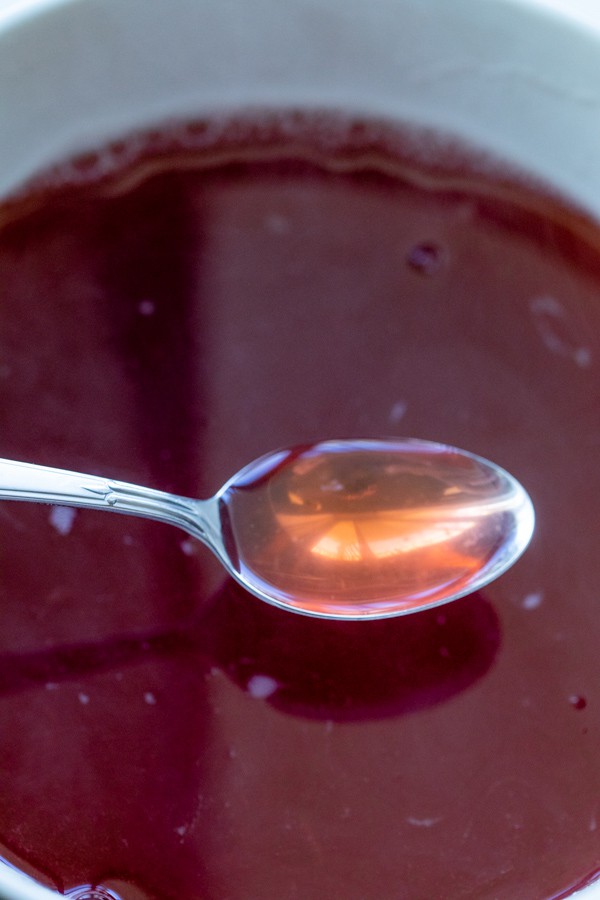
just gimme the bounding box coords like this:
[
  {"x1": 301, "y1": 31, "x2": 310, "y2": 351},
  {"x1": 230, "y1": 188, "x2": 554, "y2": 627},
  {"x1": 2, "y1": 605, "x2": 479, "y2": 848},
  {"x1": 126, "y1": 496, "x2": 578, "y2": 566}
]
[{"x1": 0, "y1": 117, "x2": 599, "y2": 899}]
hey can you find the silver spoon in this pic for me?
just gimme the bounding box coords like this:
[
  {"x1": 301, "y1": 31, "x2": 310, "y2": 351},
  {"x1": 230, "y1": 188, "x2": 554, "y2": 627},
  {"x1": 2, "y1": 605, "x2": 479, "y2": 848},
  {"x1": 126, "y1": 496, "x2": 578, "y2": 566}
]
[{"x1": 0, "y1": 438, "x2": 534, "y2": 619}]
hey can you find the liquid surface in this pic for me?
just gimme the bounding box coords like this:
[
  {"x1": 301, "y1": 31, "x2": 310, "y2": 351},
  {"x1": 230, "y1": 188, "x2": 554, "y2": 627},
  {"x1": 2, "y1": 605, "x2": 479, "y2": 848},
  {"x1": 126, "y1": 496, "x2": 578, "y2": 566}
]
[
  {"x1": 222, "y1": 439, "x2": 534, "y2": 617},
  {"x1": 0, "y1": 115, "x2": 599, "y2": 900}
]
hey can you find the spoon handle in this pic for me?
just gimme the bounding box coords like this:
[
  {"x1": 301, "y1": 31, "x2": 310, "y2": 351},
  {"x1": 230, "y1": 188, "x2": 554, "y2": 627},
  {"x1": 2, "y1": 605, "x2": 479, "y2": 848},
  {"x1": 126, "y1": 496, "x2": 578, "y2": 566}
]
[{"x1": 0, "y1": 457, "x2": 214, "y2": 545}]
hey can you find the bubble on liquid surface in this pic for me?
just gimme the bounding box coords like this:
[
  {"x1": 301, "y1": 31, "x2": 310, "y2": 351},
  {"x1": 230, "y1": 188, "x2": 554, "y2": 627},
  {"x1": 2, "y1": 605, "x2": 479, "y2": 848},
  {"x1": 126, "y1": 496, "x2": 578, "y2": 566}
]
[
  {"x1": 407, "y1": 242, "x2": 446, "y2": 275},
  {"x1": 219, "y1": 439, "x2": 535, "y2": 619}
]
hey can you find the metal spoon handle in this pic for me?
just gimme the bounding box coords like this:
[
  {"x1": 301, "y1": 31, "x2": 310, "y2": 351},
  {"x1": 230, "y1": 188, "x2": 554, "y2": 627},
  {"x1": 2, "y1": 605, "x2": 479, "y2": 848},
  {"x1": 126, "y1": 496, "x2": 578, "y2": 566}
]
[{"x1": 0, "y1": 457, "x2": 215, "y2": 545}]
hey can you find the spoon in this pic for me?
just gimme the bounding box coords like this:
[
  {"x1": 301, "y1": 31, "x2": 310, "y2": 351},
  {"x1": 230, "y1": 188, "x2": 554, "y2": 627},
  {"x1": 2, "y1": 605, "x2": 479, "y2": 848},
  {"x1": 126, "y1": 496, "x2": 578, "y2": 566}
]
[{"x1": 0, "y1": 438, "x2": 534, "y2": 620}]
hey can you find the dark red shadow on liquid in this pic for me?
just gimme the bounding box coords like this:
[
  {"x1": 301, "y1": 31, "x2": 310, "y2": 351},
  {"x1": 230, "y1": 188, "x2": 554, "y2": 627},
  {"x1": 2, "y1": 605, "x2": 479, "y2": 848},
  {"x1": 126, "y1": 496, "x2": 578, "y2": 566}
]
[
  {"x1": 0, "y1": 580, "x2": 500, "y2": 723},
  {"x1": 207, "y1": 580, "x2": 501, "y2": 721}
]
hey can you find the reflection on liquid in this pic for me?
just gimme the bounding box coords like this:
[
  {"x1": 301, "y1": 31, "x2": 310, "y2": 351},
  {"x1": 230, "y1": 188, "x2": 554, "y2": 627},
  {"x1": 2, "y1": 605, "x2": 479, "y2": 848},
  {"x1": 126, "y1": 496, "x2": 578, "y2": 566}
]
[
  {"x1": 300, "y1": 515, "x2": 475, "y2": 561},
  {"x1": 250, "y1": 443, "x2": 501, "y2": 569}
]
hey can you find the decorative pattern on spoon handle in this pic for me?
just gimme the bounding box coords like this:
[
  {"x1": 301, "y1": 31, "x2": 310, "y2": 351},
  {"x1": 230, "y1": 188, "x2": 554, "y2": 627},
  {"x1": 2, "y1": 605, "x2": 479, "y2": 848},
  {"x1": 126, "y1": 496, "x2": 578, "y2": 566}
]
[{"x1": 0, "y1": 457, "x2": 212, "y2": 545}]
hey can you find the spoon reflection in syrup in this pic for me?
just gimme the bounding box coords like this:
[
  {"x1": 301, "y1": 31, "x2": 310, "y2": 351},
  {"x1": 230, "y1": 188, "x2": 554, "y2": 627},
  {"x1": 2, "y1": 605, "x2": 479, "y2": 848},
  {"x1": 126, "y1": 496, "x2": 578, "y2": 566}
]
[{"x1": 0, "y1": 438, "x2": 534, "y2": 619}]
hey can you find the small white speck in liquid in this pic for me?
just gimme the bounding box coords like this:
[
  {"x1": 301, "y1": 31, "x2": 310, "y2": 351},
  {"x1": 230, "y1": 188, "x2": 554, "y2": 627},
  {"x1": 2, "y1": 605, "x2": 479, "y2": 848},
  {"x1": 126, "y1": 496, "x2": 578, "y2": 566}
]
[
  {"x1": 138, "y1": 299, "x2": 156, "y2": 316},
  {"x1": 247, "y1": 674, "x2": 279, "y2": 699},
  {"x1": 49, "y1": 506, "x2": 76, "y2": 536},
  {"x1": 522, "y1": 591, "x2": 543, "y2": 611},
  {"x1": 388, "y1": 400, "x2": 408, "y2": 424}
]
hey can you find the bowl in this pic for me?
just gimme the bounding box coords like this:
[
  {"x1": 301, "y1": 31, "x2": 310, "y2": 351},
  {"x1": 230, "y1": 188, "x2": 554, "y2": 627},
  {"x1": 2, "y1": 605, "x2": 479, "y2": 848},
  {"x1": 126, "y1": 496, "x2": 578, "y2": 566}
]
[{"x1": 0, "y1": 1, "x2": 599, "y2": 898}]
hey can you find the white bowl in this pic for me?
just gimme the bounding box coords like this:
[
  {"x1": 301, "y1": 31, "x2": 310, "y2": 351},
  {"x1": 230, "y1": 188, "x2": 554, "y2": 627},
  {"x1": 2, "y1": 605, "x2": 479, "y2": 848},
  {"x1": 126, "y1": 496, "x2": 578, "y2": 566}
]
[{"x1": 0, "y1": 0, "x2": 599, "y2": 897}]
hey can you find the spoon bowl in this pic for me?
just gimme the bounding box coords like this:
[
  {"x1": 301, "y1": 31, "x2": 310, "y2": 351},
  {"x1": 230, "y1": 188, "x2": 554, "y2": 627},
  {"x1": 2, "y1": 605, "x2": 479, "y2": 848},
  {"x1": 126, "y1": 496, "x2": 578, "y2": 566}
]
[{"x1": 0, "y1": 438, "x2": 535, "y2": 619}]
